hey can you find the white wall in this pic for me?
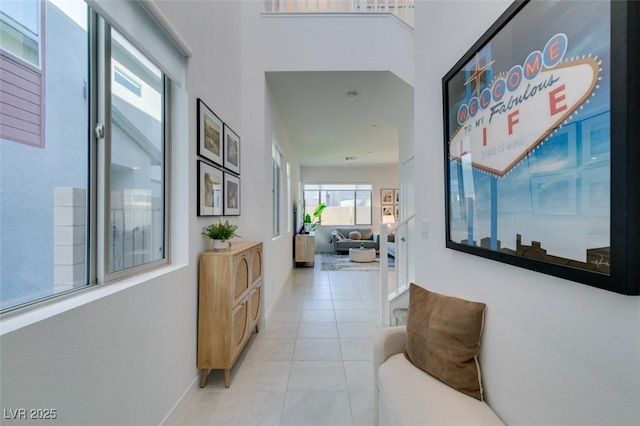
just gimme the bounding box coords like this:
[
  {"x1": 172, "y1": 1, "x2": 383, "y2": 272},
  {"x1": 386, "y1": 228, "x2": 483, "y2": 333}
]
[
  {"x1": 263, "y1": 79, "x2": 301, "y2": 313},
  {"x1": 414, "y1": 1, "x2": 640, "y2": 425},
  {"x1": 241, "y1": 0, "x2": 413, "y2": 314},
  {"x1": 0, "y1": 2, "x2": 242, "y2": 425},
  {"x1": 301, "y1": 166, "x2": 398, "y2": 252}
]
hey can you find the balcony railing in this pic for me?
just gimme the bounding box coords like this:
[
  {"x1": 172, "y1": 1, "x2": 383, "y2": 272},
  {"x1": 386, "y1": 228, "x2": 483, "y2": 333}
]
[{"x1": 264, "y1": 0, "x2": 414, "y2": 27}]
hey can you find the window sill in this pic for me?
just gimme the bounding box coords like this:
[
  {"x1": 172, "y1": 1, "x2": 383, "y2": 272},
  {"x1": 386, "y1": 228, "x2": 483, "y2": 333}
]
[{"x1": 0, "y1": 262, "x2": 187, "y2": 336}]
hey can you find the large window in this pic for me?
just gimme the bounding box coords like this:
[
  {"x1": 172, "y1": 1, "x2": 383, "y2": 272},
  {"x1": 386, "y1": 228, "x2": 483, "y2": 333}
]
[
  {"x1": 0, "y1": 0, "x2": 172, "y2": 312},
  {"x1": 304, "y1": 184, "x2": 372, "y2": 226},
  {"x1": 108, "y1": 29, "x2": 166, "y2": 276},
  {"x1": 272, "y1": 144, "x2": 282, "y2": 237}
]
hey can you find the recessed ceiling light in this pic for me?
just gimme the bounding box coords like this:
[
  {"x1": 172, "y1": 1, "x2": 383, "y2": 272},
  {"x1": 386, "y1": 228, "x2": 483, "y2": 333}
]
[{"x1": 346, "y1": 91, "x2": 358, "y2": 99}]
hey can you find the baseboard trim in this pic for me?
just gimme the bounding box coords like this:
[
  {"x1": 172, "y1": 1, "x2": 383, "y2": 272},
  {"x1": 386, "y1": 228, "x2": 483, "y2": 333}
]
[{"x1": 160, "y1": 373, "x2": 200, "y2": 426}]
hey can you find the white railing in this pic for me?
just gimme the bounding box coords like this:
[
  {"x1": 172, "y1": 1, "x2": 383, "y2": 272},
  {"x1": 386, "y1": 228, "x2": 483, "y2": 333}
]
[
  {"x1": 264, "y1": 0, "x2": 415, "y2": 27},
  {"x1": 379, "y1": 213, "x2": 414, "y2": 325}
]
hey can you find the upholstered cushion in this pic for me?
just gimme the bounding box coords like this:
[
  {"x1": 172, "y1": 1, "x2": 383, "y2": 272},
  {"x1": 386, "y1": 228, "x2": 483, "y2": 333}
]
[
  {"x1": 358, "y1": 229, "x2": 373, "y2": 240},
  {"x1": 348, "y1": 230, "x2": 362, "y2": 240},
  {"x1": 378, "y1": 353, "x2": 505, "y2": 426},
  {"x1": 405, "y1": 284, "x2": 486, "y2": 400}
]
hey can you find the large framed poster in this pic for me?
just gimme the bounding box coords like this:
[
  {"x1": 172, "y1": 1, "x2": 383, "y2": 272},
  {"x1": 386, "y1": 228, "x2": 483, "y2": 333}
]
[{"x1": 442, "y1": 0, "x2": 639, "y2": 295}]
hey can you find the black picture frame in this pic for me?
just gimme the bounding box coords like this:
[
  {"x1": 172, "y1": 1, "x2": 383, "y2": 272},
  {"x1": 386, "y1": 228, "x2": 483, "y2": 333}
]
[
  {"x1": 197, "y1": 98, "x2": 223, "y2": 166},
  {"x1": 442, "y1": 0, "x2": 638, "y2": 295},
  {"x1": 197, "y1": 160, "x2": 223, "y2": 217},
  {"x1": 223, "y1": 124, "x2": 241, "y2": 175},
  {"x1": 223, "y1": 172, "x2": 240, "y2": 216}
]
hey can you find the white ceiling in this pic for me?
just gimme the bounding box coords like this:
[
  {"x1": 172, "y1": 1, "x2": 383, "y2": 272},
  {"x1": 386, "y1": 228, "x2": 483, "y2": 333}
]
[{"x1": 266, "y1": 71, "x2": 413, "y2": 168}]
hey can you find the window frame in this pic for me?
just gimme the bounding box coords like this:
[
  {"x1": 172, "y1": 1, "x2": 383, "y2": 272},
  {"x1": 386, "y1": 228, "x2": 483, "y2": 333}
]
[
  {"x1": 97, "y1": 20, "x2": 170, "y2": 284},
  {"x1": 303, "y1": 184, "x2": 373, "y2": 226},
  {"x1": 0, "y1": 4, "x2": 173, "y2": 314}
]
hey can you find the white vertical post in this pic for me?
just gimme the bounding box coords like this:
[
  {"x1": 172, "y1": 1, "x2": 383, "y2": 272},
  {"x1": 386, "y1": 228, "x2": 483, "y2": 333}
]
[{"x1": 379, "y1": 222, "x2": 390, "y2": 326}]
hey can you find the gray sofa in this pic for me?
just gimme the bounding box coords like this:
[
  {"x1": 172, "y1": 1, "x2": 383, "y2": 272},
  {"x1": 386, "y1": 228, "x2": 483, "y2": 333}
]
[{"x1": 330, "y1": 227, "x2": 379, "y2": 253}]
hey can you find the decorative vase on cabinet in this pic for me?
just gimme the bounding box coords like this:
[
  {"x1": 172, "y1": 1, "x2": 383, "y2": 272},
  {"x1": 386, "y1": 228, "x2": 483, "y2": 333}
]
[{"x1": 197, "y1": 241, "x2": 263, "y2": 388}]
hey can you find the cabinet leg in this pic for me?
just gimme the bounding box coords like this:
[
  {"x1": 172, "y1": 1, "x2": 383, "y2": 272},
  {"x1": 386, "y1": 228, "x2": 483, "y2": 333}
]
[
  {"x1": 224, "y1": 369, "x2": 231, "y2": 388},
  {"x1": 199, "y1": 369, "x2": 210, "y2": 388}
]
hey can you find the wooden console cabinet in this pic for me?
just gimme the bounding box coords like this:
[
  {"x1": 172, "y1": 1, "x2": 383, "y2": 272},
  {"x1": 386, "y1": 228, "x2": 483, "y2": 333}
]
[
  {"x1": 197, "y1": 241, "x2": 263, "y2": 388},
  {"x1": 295, "y1": 233, "x2": 315, "y2": 265}
]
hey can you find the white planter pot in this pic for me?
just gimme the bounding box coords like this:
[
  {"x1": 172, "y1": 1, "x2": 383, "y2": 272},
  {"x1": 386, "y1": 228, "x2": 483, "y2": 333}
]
[{"x1": 211, "y1": 239, "x2": 230, "y2": 251}]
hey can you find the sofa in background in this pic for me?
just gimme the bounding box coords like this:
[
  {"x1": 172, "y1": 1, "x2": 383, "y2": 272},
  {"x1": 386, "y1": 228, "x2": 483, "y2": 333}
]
[{"x1": 329, "y1": 227, "x2": 379, "y2": 253}]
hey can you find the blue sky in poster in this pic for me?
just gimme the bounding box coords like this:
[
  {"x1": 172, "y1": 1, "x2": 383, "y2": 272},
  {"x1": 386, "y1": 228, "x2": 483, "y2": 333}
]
[{"x1": 446, "y1": 0, "x2": 610, "y2": 263}]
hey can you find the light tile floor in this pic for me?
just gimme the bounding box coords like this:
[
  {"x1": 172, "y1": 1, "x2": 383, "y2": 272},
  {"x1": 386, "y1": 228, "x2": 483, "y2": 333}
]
[{"x1": 173, "y1": 255, "x2": 385, "y2": 426}]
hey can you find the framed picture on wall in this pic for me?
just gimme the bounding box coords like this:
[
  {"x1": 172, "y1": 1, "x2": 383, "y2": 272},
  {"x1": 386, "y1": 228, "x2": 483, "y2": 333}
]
[
  {"x1": 223, "y1": 124, "x2": 240, "y2": 174},
  {"x1": 224, "y1": 172, "x2": 240, "y2": 216},
  {"x1": 442, "y1": 0, "x2": 639, "y2": 295},
  {"x1": 394, "y1": 189, "x2": 399, "y2": 204},
  {"x1": 197, "y1": 160, "x2": 223, "y2": 216},
  {"x1": 382, "y1": 206, "x2": 393, "y2": 218},
  {"x1": 381, "y1": 189, "x2": 394, "y2": 205},
  {"x1": 197, "y1": 98, "x2": 223, "y2": 166}
]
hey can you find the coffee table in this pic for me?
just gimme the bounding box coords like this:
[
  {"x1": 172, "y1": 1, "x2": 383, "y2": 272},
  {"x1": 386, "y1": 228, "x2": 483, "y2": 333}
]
[{"x1": 349, "y1": 247, "x2": 376, "y2": 263}]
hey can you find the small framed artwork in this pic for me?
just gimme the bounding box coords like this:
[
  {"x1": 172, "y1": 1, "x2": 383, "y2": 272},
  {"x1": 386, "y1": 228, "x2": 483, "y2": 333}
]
[
  {"x1": 381, "y1": 189, "x2": 394, "y2": 205},
  {"x1": 382, "y1": 206, "x2": 393, "y2": 217},
  {"x1": 197, "y1": 160, "x2": 223, "y2": 216},
  {"x1": 394, "y1": 205, "x2": 400, "y2": 221},
  {"x1": 197, "y1": 98, "x2": 223, "y2": 166},
  {"x1": 224, "y1": 172, "x2": 240, "y2": 216},
  {"x1": 394, "y1": 189, "x2": 399, "y2": 204},
  {"x1": 223, "y1": 124, "x2": 240, "y2": 174}
]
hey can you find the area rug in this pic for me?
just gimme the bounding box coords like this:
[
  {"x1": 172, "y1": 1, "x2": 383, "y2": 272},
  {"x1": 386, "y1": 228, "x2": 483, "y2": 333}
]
[{"x1": 320, "y1": 253, "x2": 395, "y2": 272}]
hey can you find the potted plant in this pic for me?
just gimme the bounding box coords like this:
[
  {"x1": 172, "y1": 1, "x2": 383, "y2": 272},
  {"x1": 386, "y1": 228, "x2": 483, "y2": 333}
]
[
  {"x1": 302, "y1": 203, "x2": 326, "y2": 233},
  {"x1": 202, "y1": 220, "x2": 240, "y2": 251},
  {"x1": 302, "y1": 213, "x2": 313, "y2": 233}
]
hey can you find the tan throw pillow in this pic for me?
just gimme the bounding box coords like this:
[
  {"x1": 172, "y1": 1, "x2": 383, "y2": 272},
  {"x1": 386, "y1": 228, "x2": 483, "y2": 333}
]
[
  {"x1": 348, "y1": 231, "x2": 361, "y2": 240},
  {"x1": 405, "y1": 283, "x2": 487, "y2": 400}
]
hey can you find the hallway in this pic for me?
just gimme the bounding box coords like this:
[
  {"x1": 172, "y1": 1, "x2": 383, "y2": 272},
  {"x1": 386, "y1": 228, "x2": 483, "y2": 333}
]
[{"x1": 173, "y1": 257, "x2": 382, "y2": 425}]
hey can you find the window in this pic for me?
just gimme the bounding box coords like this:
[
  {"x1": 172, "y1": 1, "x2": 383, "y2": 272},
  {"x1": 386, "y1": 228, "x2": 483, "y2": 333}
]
[
  {"x1": 0, "y1": 0, "x2": 44, "y2": 148},
  {"x1": 114, "y1": 67, "x2": 142, "y2": 97},
  {"x1": 0, "y1": 0, "x2": 40, "y2": 66},
  {"x1": 108, "y1": 28, "x2": 166, "y2": 276},
  {"x1": 303, "y1": 184, "x2": 372, "y2": 226},
  {"x1": 272, "y1": 144, "x2": 282, "y2": 237},
  {"x1": 286, "y1": 163, "x2": 291, "y2": 232},
  {"x1": 0, "y1": 0, "x2": 179, "y2": 312}
]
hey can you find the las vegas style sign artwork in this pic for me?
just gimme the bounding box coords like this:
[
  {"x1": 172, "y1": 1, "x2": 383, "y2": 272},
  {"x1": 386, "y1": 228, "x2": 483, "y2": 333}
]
[
  {"x1": 444, "y1": 0, "x2": 611, "y2": 277},
  {"x1": 449, "y1": 33, "x2": 599, "y2": 177}
]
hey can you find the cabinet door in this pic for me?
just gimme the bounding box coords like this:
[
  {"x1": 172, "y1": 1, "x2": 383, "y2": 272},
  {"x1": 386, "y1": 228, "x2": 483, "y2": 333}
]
[
  {"x1": 249, "y1": 283, "x2": 261, "y2": 326},
  {"x1": 250, "y1": 245, "x2": 262, "y2": 285},
  {"x1": 231, "y1": 299, "x2": 248, "y2": 361},
  {"x1": 233, "y1": 254, "x2": 249, "y2": 303}
]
